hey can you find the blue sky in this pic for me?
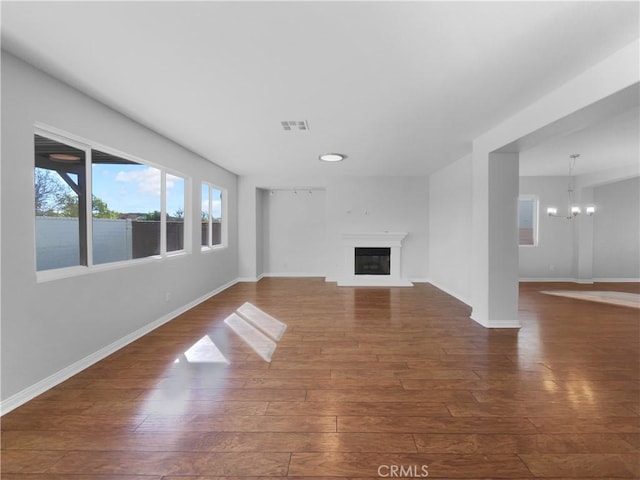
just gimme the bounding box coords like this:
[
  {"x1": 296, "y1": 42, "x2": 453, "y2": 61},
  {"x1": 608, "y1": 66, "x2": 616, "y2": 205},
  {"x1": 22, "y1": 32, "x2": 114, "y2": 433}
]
[{"x1": 92, "y1": 164, "x2": 221, "y2": 218}]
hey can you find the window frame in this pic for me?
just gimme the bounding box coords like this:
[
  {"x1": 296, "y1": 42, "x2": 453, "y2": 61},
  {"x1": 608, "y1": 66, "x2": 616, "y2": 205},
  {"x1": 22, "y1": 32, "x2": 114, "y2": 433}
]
[
  {"x1": 164, "y1": 170, "x2": 191, "y2": 256},
  {"x1": 518, "y1": 194, "x2": 539, "y2": 247},
  {"x1": 35, "y1": 124, "x2": 191, "y2": 283},
  {"x1": 201, "y1": 181, "x2": 227, "y2": 251}
]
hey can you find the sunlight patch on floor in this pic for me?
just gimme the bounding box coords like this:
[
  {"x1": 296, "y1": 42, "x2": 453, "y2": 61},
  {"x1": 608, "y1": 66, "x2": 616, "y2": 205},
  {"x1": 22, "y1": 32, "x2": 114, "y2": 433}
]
[
  {"x1": 237, "y1": 301, "x2": 288, "y2": 340},
  {"x1": 224, "y1": 312, "x2": 278, "y2": 362},
  {"x1": 175, "y1": 335, "x2": 230, "y2": 364},
  {"x1": 541, "y1": 290, "x2": 640, "y2": 309}
]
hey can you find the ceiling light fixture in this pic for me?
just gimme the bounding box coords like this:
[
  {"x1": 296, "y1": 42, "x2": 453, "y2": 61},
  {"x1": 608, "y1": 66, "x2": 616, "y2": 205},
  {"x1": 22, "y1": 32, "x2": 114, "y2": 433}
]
[
  {"x1": 49, "y1": 153, "x2": 81, "y2": 162},
  {"x1": 546, "y1": 154, "x2": 595, "y2": 219},
  {"x1": 319, "y1": 153, "x2": 346, "y2": 162}
]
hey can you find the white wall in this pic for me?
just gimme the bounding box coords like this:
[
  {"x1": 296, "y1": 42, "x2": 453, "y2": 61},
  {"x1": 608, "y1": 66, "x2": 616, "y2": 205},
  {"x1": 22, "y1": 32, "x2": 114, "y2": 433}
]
[
  {"x1": 1, "y1": 52, "x2": 238, "y2": 404},
  {"x1": 519, "y1": 176, "x2": 574, "y2": 279},
  {"x1": 593, "y1": 176, "x2": 640, "y2": 279},
  {"x1": 238, "y1": 174, "x2": 429, "y2": 283},
  {"x1": 262, "y1": 189, "x2": 327, "y2": 276},
  {"x1": 428, "y1": 155, "x2": 472, "y2": 304}
]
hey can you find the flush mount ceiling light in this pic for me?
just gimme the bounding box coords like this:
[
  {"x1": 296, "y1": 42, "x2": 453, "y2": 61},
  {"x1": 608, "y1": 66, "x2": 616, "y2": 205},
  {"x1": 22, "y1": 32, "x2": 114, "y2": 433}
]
[
  {"x1": 319, "y1": 153, "x2": 346, "y2": 163},
  {"x1": 49, "y1": 153, "x2": 81, "y2": 162}
]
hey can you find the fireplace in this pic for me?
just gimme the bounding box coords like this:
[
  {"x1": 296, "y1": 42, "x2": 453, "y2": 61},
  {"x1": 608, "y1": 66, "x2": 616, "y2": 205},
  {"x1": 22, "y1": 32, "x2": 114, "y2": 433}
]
[
  {"x1": 355, "y1": 247, "x2": 390, "y2": 275},
  {"x1": 339, "y1": 232, "x2": 412, "y2": 287}
]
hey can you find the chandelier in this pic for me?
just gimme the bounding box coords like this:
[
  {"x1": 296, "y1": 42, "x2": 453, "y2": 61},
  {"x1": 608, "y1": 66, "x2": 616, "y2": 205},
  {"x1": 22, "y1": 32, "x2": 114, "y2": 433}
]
[{"x1": 546, "y1": 154, "x2": 595, "y2": 219}]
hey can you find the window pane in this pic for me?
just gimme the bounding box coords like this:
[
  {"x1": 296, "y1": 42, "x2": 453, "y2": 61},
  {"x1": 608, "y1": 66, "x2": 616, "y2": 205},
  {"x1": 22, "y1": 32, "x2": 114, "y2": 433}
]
[
  {"x1": 34, "y1": 134, "x2": 87, "y2": 271},
  {"x1": 201, "y1": 183, "x2": 210, "y2": 246},
  {"x1": 166, "y1": 174, "x2": 185, "y2": 252},
  {"x1": 92, "y1": 151, "x2": 161, "y2": 264},
  {"x1": 518, "y1": 197, "x2": 535, "y2": 246},
  {"x1": 212, "y1": 187, "x2": 222, "y2": 246}
]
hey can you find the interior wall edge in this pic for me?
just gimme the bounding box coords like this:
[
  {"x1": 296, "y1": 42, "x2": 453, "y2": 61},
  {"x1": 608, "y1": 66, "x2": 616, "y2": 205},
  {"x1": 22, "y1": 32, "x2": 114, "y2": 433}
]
[{"x1": 424, "y1": 278, "x2": 472, "y2": 308}]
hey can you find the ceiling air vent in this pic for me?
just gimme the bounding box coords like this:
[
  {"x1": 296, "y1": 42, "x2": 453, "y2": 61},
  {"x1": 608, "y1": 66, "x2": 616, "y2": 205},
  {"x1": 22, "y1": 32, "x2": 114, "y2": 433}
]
[{"x1": 281, "y1": 120, "x2": 309, "y2": 131}]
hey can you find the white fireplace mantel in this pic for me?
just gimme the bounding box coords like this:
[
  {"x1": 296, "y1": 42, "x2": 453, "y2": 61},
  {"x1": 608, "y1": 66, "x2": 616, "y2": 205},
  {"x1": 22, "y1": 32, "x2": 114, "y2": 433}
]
[{"x1": 338, "y1": 232, "x2": 413, "y2": 287}]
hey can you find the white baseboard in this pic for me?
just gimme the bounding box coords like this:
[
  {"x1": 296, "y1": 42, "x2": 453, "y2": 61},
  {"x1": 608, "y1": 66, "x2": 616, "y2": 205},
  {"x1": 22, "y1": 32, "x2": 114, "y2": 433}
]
[
  {"x1": 237, "y1": 274, "x2": 264, "y2": 282},
  {"x1": 471, "y1": 314, "x2": 521, "y2": 329},
  {"x1": 337, "y1": 279, "x2": 414, "y2": 287},
  {"x1": 520, "y1": 277, "x2": 639, "y2": 284},
  {"x1": 593, "y1": 277, "x2": 640, "y2": 283},
  {"x1": 0, "y1": 278, "x2": 239, "y2": 416},
  {"x1": 262, "y1": 273, "x2": 325, "y2": 278},
  {"x1": 410, "y1": 277, "x2": 431, "y2": 284},
  {"x1": 519, "y1": 277, "x2": 578, "y2": 282}
]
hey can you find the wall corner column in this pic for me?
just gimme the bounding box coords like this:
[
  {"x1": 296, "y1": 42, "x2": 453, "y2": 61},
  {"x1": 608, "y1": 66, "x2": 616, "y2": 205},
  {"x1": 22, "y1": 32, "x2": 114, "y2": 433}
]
[
  {"x1": 574, "y1": 186, "x2": 595, "y2": 283},
  {"x1": 471, "y1": 150, "x2": 521, "y2": 328}
]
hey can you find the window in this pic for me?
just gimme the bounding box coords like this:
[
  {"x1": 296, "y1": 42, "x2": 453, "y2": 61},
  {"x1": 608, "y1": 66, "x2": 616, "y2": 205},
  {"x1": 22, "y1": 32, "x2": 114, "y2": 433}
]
[
  {"x1": 34, "y1": 128, "x2": 189, "y2": 276},
  {"x1": 34, "y1": 134, "x2": 88, "y2": 271},
  {"x1": 518, "y1": 195, "x2": 538, "y2": 246},
  {"x1": 201, "y1": 182, "x2": 225, "y2": 248},
  {"x1": 166, "y1": 173, "x2": 186, "y2": 253},
  {"x1": 92, "y1": 150, "x2": 162, "y2": 264}
]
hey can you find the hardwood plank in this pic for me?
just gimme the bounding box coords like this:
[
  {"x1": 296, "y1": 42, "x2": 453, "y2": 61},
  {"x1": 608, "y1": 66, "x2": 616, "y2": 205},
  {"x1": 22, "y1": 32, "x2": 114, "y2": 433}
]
[
  {"x1": 0, "y1": 476, "x2": 162, "y2": 480},
  {"x1": 265, "y1": 401, "x2": 451, "y2": 417},
  {"x1": 46, "y1": 451, "x2": 291, "y2": 476},
  {"x1": 447, "y1": 401, "x2": 637, "y2": 417},
  {"x1": 337, "y1": 416, "x2": 538, "y2": 434},
  {"x1": 135, "y1": 414, "x2": 337, "y2": 432},
  {"x1": 0, "y1": 451, "x2": 66, "y2": 474},
  {"x1": 84, "y1": 400, "x2": 269, "y2": 416},
  {"x1": 519, "y1": 453, "x2": 640, "y2": 477},
  {"x1": 243, "y1": 377, "x2": 403, "y2": 389},
  {"x1": 192, "y1": 432, "x2": 417, "y2": 453},
  {"x1": 139, "y1": 387, "x2": 307, "y2": 402},
  {"x1": 413, "y1": 433, "x2": 638, "y2": 454},
  {"x1": 0, "y1": 414, "x2": 147, "y2": 432},
  {"x1": 0, "y1": 430, "x2": 219, "y2": 453},
  {"x1": 529, "y1": 417, "x2": 640, "y2": 433},
  {"x1": 307, "y1": 389, "x2": 475, "y2": 403},
  {"x1": 288, "y1": 452, "x2": 532, "y2": 478}
]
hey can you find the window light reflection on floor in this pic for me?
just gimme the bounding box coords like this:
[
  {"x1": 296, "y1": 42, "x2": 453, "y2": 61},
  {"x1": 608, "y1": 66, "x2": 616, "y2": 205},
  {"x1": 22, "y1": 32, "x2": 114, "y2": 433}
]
[
  {"x1": 177, "y1": 335, "x2": 230, "y2": 364},
  {"x1": 237, "y1": 301, "x2": 287, "y2": 340},
  {"x1": 224, "y1": 312, "x2": 277, "y2": 362}
]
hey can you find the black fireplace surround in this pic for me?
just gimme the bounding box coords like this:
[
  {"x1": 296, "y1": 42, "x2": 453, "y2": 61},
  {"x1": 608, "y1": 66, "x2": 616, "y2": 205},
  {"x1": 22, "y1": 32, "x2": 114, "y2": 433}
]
[{"x1": 354, "y1": 247, "x2": 391, "y2": 275}]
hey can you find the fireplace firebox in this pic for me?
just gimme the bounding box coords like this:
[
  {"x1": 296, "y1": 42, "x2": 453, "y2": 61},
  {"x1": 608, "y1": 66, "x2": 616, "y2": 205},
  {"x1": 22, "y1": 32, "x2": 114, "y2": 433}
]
[{"x1": 354, "y1": 247, "x2": 391, "y2": 275}]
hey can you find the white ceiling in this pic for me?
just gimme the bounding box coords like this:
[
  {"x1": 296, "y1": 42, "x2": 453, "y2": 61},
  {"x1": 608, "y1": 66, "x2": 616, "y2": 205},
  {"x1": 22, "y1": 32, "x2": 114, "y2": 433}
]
[
  {"x1": 520, "y1": 105, "x2": 640, "y2": 177},
  {"x1": 2, "y1": 1, "x2": 638, "y2": 177}
]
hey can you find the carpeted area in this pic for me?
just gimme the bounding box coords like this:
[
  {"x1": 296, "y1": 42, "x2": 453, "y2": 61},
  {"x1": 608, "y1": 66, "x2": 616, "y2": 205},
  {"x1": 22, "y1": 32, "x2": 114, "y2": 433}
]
[{"x1": 541, "y1": 290, "x2": 640, "y2": 309}]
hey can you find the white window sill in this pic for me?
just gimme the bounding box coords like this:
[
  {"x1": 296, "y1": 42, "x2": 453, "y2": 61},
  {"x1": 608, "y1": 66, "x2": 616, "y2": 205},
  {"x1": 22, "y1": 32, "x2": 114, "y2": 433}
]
[
  {"x1": 201, "y1": 244, "x2": 226, "y2": 253},
  {"x1": 36, "y1": 251, "x2": 189, "y2": 283}
]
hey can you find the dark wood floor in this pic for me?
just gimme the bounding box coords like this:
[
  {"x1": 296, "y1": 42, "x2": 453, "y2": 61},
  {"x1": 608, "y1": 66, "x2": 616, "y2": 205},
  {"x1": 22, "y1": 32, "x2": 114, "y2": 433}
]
[{"x1": 2, "y1": 279, "x2": 639, "y2": 479}]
